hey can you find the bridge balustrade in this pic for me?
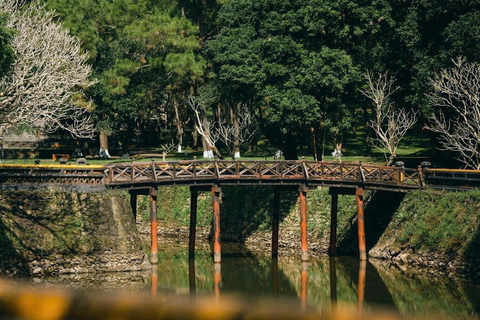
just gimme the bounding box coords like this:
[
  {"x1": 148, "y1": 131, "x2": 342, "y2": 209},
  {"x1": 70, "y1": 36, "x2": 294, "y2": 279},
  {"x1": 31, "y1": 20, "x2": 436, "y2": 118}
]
[{"x1": 104, "y1": 160, "x2": 424, "y2": 190}]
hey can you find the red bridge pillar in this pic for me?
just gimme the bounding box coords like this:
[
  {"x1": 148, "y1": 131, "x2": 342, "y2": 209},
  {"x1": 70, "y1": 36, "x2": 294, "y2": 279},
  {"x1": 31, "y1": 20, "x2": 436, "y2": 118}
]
[
  {"x1": 212, "y1": 185, "x2": 222, "y2": 263},
  {"x1": 357, "y1": 260, "x2": 367, "y2": 315},
  {"x1": 299, "y1": 185, "x2": 309, "y2": 261},
  {"x1": 150, "y1": 187, "x2": 158, "y2": 264},
  {"x1": 356, "y1": 187, "x2": 367, "y2": 261}
]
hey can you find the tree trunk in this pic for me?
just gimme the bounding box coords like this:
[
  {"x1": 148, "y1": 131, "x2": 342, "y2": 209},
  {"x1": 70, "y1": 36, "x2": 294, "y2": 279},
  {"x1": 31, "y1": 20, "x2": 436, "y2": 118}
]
[
  {"x1": 99, "y1": 130, "x2": 108, "y2": 150},
  {"x1": 99, "y1": 130, "x2": 111, "y2": 158},
  {"x1": 174, "y1": 99, "x2": 183, "y2": 153},
  {"x1": 232, "y1": 107, "x2": 240, "y2": 159},
  {"x1": 310, "y1": 127, "x2": 318, "y2": 161},
  {"x1": 283, "y1": 134, "x2": 298, "y2": 160},
  {"x1": 192, "y1": 125, "x2": 198, "y2": 151}
]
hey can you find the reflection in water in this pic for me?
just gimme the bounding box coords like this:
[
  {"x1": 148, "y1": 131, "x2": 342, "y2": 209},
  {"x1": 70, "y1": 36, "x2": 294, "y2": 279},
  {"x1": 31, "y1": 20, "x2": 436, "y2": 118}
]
[
  {"x1": 188, "y1": 258, "x2": 195, "y2": 295},
  {"x1": 329, "y1": 257, "x2": 337, "y2": 317},
  {"x1": 214, "y1": 262, "x2": 221, "y2": 300},
  {"x1": 151, "y1": 264, "x2": 158, "y2": 299},
  {"x1": 301, "y1": 262, "x2": 308, "y2": 312},
  {"x1": 38, "y1": 246, "x2": 480, "y2": 320},
  {"x1": 357, "y1": 260, "x2": 366, "y2": 315},
  {"x1": 272, "y1": 258, "x2": 279, "y2": 295}
]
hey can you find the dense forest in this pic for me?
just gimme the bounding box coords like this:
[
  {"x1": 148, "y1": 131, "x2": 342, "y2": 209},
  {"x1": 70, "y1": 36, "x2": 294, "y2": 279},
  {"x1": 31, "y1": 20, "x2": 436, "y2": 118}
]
[{"x1": 0, "y1": 0, "x2": 479, "y2": 166}]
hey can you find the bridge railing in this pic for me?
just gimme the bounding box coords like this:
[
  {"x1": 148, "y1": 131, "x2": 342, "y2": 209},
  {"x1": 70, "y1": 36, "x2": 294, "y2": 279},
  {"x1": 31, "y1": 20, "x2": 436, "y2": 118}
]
[{"x1": 104, "y1": 160, "x2": 424, "y2": 188}]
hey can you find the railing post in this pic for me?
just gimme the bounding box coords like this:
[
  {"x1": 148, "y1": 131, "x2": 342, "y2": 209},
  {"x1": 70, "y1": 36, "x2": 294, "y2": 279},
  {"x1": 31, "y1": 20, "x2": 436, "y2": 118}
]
[
  {"x1": 151, "y1": 158, "x2": 157, "y2": 181},
  {"x1": 193, "y1": 156, "x2": 197, "y2": 179},
  {"x1": 302, "y1": 156, "x2": 309, "y2": 179},
  {"x1": 395, "y1": 161, "x2": 405, "y2": 184},
  {"x1": 358, "y1": 161, "x2": 365, "y2": 182},
  {"x1": 214, "y1": 158, "x2": 219, "y2": 178},
  {"x1": 356, "y1": 187, "x2": 367, "y2": 261},
  {"x1": 299, "y1": 184, "x2": 309, "y2": 261},
  {"x1": 131, "y1": 159, "x2": 135, "y2": 182},
  {"x1": 420, "y1": 161, "x2": 431, "y2": 187},
  {"x1": 150, "y1": 187, "x2": 158, "y2": 264}
]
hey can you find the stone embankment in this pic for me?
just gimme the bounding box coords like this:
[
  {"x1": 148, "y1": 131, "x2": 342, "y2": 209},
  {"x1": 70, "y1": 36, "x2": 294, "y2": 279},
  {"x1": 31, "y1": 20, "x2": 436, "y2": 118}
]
[
  {"x1": 143, "y1": 186, "x2": 480, "y2": 277},
  {"x1": 0, "y1": 190, "x2": 149, "y2": 276}
]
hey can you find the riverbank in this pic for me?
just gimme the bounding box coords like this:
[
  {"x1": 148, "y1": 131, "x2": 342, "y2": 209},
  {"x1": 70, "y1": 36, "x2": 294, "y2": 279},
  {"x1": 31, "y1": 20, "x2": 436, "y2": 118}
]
[
  {"x1": 0, "y1": 190, "x2": 148, "y2": 276},
  {"x1": 140, "y1": 186, "x2": 480, "y2": 278},
  {"x1": 1, "y1": 187, "x2": 478, "y2": 278}
]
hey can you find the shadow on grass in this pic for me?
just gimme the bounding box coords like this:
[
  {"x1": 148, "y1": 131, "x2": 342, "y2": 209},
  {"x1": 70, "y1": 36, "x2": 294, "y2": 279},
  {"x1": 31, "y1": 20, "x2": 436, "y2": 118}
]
[{"x1": 337, "y1": 191, "x2": 405, "y2": 255}]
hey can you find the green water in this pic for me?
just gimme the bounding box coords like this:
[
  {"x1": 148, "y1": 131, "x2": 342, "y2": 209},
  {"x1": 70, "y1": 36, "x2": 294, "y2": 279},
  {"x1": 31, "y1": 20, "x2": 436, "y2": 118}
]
[{"x1": 36, "y1": 246, "x2": 480, "y2": 319}]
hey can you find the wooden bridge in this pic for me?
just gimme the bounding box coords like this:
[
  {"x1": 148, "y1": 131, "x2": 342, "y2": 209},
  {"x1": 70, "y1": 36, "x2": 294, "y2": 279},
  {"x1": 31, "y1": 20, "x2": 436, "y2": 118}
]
[{"x1": 0, "y1": 159, "x2": 477, "y2": 264}]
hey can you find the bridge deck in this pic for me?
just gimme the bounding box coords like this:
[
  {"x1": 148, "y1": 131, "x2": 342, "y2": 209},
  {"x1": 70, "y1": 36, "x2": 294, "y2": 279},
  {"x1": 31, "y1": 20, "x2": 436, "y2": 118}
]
[
  {"x1": 104, "y1": 160, "x2": 423, "y2": 192},
  {"x1": 1, "y1": 160, "x2": 478, "y2": 192}
]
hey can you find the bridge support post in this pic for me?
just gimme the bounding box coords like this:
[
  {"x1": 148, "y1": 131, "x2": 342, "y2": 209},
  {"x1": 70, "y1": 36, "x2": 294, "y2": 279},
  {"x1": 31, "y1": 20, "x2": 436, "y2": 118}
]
[
  {"x1": 356, "y1": 187, "x2": 367, "y2": 261},
  {"x1": 301, "y1": 262, "x2": 308, "y2": 312},
  {"x1": 129, "y1": 191, "x2": 137, "y2": 222},
  {"x1": 189, "y1": 187, "x2": 198, "y2": 259},
  {"x1": 214, "y1": 262, "x2": 221, "y2": 299},
  {"x1": 357, "y1": 260, "x2": 367, "y2": 315},
  {"x1": 150, "y1": 188, "x2": 158, "y2": 264},
  {"x1": 212, "y1": 185, "x2": 222, "y2": 263},
  {"x1": 272, "y1": 187, "x2": 280, "y2": 257},
  {"x1": 329, "y1": 193, "x2": 338, "y2": 255},
  {"x1": 329, "y1": 257, "x2": 337, "y2": 316},
  {"x1": 299, "y1": 185, "x2": 308, "y2": 261},
  {"x1": 189, "y1": 258, "x2": 196, "y2": 294}
]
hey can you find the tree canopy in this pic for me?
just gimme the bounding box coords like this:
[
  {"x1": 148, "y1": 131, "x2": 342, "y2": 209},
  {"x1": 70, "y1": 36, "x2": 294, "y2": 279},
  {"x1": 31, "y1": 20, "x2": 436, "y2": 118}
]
[{"x1": 3, "y1": 0, "x2": 476, "y2": 164}]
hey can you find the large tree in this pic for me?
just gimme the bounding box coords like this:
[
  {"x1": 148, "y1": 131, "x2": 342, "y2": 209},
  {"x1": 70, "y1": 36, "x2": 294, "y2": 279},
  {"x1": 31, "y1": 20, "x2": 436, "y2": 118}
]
[
  {"x1": 0, "y1": 0, "x2": 94, "y2": 138},
  {"x1": 428, "y1": 58, "x2": 480, "y2": 169},
  {"x1": 203, "y1": 0, "x2": 397, "y2": 159},
  {"x1": 0, "y1": 13, "x2": 14, "y2": 77},
  {"x1": 46, "y1": 0, "x2": 206, "y2": 153}
]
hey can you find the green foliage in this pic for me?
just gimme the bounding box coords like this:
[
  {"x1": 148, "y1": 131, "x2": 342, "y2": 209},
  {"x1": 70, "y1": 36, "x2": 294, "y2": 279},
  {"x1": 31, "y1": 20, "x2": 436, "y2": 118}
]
[
  {"x1": 204, "y1": 0, "x2": 370, "y2": 157},
  {"x1": 46, "y1": 0, "x2": 206, "y2": 149},
  {"x1": 393, "y1": 189, "x2": 480, "y2": 258},
  {"x1": 0, "y1": 13, "x2": 15, "y2": 78}
]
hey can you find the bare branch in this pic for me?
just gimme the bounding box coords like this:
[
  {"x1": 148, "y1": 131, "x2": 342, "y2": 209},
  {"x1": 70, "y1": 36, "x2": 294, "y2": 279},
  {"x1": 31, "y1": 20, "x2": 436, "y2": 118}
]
[
  {"x1": 0, "y1": 0, "x2": 95, "y2": 138},
  {"x1": 427, "y1": 57, "x2": 480, "y2": 169},
  {"x1": 362, "y1": 71, "x2": 418, "y2": 165},
  {"x1": 188, "y1": 95, "x2": 222, "y2": 158}
]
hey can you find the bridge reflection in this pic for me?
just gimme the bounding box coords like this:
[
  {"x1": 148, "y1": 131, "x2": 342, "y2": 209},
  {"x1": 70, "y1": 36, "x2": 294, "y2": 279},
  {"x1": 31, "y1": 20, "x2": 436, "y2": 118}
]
[{"x1": 158, "y1": 254, "x2": 372, "y2": 316}]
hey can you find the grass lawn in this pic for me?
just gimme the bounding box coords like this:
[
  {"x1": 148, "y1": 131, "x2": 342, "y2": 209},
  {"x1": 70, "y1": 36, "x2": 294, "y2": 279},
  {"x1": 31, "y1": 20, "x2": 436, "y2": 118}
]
[{"x1": 0, "y1": 127, "x2": 435, "y2": 168}]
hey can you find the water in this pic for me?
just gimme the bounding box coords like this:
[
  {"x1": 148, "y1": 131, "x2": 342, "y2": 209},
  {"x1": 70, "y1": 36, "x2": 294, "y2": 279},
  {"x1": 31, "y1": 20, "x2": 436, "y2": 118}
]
[{"x1": 32, "y1": 245, "x2": 480, "y2": 319}]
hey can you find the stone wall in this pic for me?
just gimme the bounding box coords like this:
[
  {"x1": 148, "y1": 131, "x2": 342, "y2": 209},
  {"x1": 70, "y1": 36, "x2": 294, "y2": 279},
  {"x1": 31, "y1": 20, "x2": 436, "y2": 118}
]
[{"x1": 0, "y1": 189, "x2": 148, "y2": 276}]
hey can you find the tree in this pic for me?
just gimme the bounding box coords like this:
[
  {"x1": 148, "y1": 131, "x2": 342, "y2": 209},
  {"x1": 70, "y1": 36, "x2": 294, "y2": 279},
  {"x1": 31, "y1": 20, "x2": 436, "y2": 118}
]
[
  {"x1": 46, "y1": 0, "x2": 206, "y2": 154},
  {"x1": 0, "y1": 13, "x2": 14, "y2": 77},
  {"x1": 0, "y1": 0, "x2": 94, "y2": 138},
  {"x1": 205, "y1": 0, "x2": 398, "y2": 159},
  {"x1": 361, "y1": 71, "x2": 418, "y2": 165},
  {"x1": 427, "y1": 58, "x2": 480, "y2": 169}
]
